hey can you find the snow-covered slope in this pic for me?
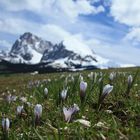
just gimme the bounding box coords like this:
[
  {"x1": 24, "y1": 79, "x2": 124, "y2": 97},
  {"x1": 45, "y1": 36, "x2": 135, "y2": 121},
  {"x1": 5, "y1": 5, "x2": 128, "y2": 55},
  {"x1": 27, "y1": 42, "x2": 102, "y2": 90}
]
[{"x1": 0, "y1": 50, "x2": 8, "y2": 62}]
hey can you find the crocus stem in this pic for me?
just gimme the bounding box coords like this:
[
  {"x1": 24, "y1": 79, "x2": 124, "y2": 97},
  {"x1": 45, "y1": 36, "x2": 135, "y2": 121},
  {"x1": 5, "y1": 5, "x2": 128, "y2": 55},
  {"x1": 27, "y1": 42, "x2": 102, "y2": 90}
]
[
  {"x1": 3, "y1": 130, "x2": 8, "y2": 140},
  {"x1": 35, "y1": 116, "x2": 40, "y2": 127},
  {"x1": 80, "y1": 91, "x2": 86, "y2": 105}
]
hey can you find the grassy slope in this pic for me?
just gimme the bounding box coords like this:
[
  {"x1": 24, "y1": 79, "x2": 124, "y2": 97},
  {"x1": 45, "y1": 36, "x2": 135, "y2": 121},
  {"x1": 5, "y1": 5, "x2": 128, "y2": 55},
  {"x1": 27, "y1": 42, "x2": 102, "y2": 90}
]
[{"x1": 0, "y1": 67, "x2": 140, "y2": 139}]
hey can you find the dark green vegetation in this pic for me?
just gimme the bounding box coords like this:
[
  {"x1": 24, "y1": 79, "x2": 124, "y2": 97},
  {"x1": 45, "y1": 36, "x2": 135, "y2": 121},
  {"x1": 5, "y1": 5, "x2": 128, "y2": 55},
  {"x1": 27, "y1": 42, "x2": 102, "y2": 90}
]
[{"x1": 0, "y1": 67, "x2": 140, "y2": 139}]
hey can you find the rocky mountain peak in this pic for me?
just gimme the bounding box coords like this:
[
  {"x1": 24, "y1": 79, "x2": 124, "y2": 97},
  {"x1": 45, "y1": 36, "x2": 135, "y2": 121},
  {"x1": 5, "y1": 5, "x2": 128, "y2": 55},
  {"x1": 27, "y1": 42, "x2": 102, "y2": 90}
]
[{"x1": 1, "y1": 32, "x2": 110, "y2": 69}]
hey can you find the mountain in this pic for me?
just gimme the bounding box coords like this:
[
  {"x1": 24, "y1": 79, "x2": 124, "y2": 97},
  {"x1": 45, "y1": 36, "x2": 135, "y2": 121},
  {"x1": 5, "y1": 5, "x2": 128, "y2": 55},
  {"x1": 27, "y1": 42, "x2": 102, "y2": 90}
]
[
  {"x1": 0, "y1": 32, "x2": 111, "y2": 72},
  {"x1": 0, "y1": 50, "x2": 8, "y2": 59},
  {"x1": 4, "y1": 32, "x2": 53, "y2": 64}
]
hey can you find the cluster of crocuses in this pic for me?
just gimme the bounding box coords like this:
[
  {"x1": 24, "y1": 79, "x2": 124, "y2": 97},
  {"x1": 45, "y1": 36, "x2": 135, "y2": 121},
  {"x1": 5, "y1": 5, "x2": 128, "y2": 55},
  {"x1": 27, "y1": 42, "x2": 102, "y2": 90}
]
[{"x1": 1, "y1": 72, "x2": 134, "y2": 138}]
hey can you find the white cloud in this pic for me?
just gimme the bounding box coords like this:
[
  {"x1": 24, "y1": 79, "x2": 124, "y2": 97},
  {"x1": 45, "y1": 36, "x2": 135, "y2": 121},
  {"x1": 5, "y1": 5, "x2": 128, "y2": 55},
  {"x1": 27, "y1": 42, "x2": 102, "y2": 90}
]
[
  {"x1": 0, "y1": 0, "x2": 104, "y2": 22},
  {"x1": 124, "y1": 27, "x2": 140, "y2": 45},
  {"x1": 0, "y1": 18, "x2": 39, "y2": 35},
  {"x1": 110, "y1": 0, "x2": 140, "y2": 47},
  {"x1": 0, "y1": 40, "x2": 11, "y2": 50},
  {"x1": 86, "y1": 39, "x2": 140, "y2": 65},
  {"x1": 0, "y1": 0, "x2": 140, "y2": 66},
  {"x1": 111, "y1": 0, "x2": 140, "y2": 27}
]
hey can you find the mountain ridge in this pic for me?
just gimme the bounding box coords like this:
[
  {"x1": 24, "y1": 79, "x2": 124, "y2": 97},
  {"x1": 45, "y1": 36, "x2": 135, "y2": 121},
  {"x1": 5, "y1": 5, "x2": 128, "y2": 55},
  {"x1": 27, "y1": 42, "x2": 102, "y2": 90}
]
[{"x1": 0, "y1": 32, "x2": 110, "y2": 71}]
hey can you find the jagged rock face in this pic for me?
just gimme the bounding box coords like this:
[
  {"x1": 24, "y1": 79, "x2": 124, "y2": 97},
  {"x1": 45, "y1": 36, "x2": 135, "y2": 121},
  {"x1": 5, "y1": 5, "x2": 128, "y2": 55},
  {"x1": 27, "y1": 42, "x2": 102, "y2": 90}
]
[
  {"x1": 41, "y1": 42, "x2": 98, "y2": 68},
  {"x1": 10, "y1": 32, "x2": 53, "y2": 62},
  {"x1": 1, "y1": 32, "x2": 106, "y2": 69},
  {"x1": 41, "y1": 42, "x2": 76, "y2": 62}
]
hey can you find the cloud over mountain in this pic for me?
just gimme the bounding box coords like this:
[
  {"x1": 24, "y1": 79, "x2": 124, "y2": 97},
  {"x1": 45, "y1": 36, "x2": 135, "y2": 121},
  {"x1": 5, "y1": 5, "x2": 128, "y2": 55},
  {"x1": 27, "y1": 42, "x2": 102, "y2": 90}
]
[{"x1": 0, "y1": 0, "x2": 140, "y2": 66}]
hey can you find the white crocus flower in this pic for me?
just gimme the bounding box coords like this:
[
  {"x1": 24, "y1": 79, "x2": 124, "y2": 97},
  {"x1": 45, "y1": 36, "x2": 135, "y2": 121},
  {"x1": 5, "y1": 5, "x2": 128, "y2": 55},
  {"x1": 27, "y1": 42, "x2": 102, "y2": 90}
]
[
  {"x1": 74, "y1": 119, "x2": 91, "y2": 127},
  {"x1": 16, "y1": 106, "x2": 24, "y2": 116},
  {"x1": 102, "y1": 84, "x2": 113, "y2": 96},
  {"x1": 73, "y1": 103, "x2": 80, "y2": 113},
  {"x1": 109, "y1": 73, "x2": 114, "y2": 81},
  {"x1": 44, "y1": 88, "x2": 48, "y2": 97},
  {"x1": 20, "y1": 97, "x2": 27, "y2": 103},
  {"x1": 34, "y1": 104, "x2": 42, "y2": 118},
  {"x1": 63, "y1": 104, "x2": 80, "y2": 122},
  {"x1": 34, "y1": 104, "x2": 42, "y2": 125},
  {"x1": 99, "y1": 84, "x2": 113, "y2": 104},
  {"x1": 11, "y1": 95, "x2": 17, "y2": 102},
  {"x1": 80, "y1": 81, "x2": 87, "y2": 93},
  {"x1": 80, "y1": 81, "x2": 87, "y2": 103},
  {"x1": 128, "y1": 75, "x2": 133, "y2": 87},
  {"x1": 88, "y1": 72, "x2": 93, "y2": 80},
  {"x1": 2, "y1": 118, "x2": 10, "y2": 132},
  {"x1": 61, "y1": 88, "x2": 68, "y2": 100},
  {"x1": 79, "y1": 74, "x2": 83, "y2": 82},
  {"x1": 6, "y1": 94, "x2": 12, "y2": 104},
  {"x1": 63, "y1": 107, "x2": 74, "y2": 122}
]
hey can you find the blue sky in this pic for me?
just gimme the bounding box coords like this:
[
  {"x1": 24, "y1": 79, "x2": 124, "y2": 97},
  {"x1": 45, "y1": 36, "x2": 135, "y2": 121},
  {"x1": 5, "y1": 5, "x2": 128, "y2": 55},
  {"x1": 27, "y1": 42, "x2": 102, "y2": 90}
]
[{"x1": 0, "y1": 0, "x2": 140, "y2": 66}]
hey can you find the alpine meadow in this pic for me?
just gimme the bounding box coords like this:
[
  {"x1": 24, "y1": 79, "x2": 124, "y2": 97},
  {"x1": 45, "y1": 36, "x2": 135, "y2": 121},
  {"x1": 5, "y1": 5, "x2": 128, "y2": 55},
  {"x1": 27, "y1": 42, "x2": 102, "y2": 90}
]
[{"x1": 0, "y1": 67, "x2": 140, "y2": 139}]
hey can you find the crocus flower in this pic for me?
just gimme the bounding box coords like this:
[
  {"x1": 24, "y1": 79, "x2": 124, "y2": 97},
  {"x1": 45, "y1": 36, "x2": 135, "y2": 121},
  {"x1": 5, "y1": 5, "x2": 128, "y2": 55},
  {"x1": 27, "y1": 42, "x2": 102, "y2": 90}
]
[
  {"x1": 34, "y1": 104, "x2": 42, "y2": 126},
  {"x1": 63, "y1": 104, "x2": 80, "y2": 122},
  {"x1": 2, "y1": 118, "x2": 10, "y2": 132},
  {"x1": 99, "y1": 84, "x2": 113, "y2": 104},
  {"x1": 61, "y1": 88, "x2": 68, "y2": 101},
  {"x1": 74, "y1": 119, "x2": 91, "y2": 127},
  {"x1": 79, "y1": 74, "x2": 83, "y2": 82},
  {"x1": 63, "y1": 107, "x2": 74, "y2": 122},
  {"x1": 128, "y1": 75, "x2": 133, "y2": 87},
  {"x1": 73, "y1": 103, "x2": 80, "y2": 113},
  {"x1": 20, "y1": 97, "x2": 27, "y2": 103},
  {"x1": 6, "y1": 94, "x2": 12, "y2": 104},
  {"x1": 109, "y1": 73, "x2": 114, "y2": 81},
  {"x1": 44, "y1": 88, "x2": 48, "y2": 97},
  {"x1": 80, "y1": 81, "x2": 87, "y2": 92},
  {"x1": 103, "y1": 84, "x2": 113, "y2": 95},
  {"x1": 16, "y1": 106, "x2": 24, "y2": 116},
  {"x1": 80, "y1": 81, "x2": 87, "y2": 103},
  {"x1": 88, "y1": 72, "x2": 93, "y2": 80}
]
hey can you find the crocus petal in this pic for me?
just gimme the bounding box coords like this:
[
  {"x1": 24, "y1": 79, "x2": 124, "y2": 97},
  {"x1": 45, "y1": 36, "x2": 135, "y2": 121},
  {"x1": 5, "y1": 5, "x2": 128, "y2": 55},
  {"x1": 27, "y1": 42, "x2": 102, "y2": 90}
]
[
  {"x1": 128, "y1": 75, "x2": 133, "y2": 86},
  {"x1": 44, "y1": 88, "x2": 48, "y2": 96},
  {"x1": 2, "y1": 118, "x2": 10, "y2": 131},
  {"x1": 63, "y1": 107, "x2": 73, "y2": 122},
  {"x1": 17, "y1": 106, "x2": 24, "y2": 115},
  {"x1": 102, "y1": 84, "x2": 113, "y2": 96},
  {"x1": 34, "y1": 104, "x2": 42, "y2": 118},
  {"x1": 80, "y1": 81, "x2": 87, "y2": 92},
  {"x1": 74, "y1": 119, "x2": 91, "y2": 127}
]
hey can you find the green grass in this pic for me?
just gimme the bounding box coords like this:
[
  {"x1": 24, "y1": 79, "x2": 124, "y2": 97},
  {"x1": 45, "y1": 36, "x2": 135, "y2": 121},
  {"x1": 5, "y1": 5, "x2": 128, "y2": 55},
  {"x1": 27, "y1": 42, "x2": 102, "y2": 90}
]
[{"x1": 0, "y1": 67, "x2": 140, "y2": 140}]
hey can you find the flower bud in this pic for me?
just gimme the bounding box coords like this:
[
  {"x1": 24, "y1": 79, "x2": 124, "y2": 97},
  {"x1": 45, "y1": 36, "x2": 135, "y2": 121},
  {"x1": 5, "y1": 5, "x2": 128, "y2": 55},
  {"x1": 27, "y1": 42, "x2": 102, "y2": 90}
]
[
  {"x1": 16, "y1": 106, "x2": 24, "y2": 116},
  {"x1": 72, "y1": 103, "x2": 80, "y2": 113},
  {"x1": 80, "y1": 81, "x2": 87, "y2": 103},
  {"x1": 102, "y1": 84, "x2": 113, "y2": 96},
  {"x1": 61, "y1": 88, "x2": 68, "y2": 101},
  {"x1": 88, "y1": 72, "x2": 93, "y2": 80},
  {"x1": 44, "y1": 88, "x2": 48, "y2": 97},
  {"x1": 109, "y1": 73, "x2": 114, "y2": 81},
  {"x1": 128, "y1": 75, "x2": 133, "y2": 87},
  {"x1": 34, "y1": 104, "x2": 42, "y2": 126},
  {"x1": 74, "y1": 119, "x2": 91, "y2": 127},
  {"x1": 99, "y1": 84, "x2": 113, "y2": 104},
  {"x1": 2, "y1": 118, "x2": 10, "y2": 132},
  {"x1": 80, "y1": 81, "x2": 87, "y2": 92},
  {"x1": 20, "y1": 97, "x2": 27, "y2": 103}
]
